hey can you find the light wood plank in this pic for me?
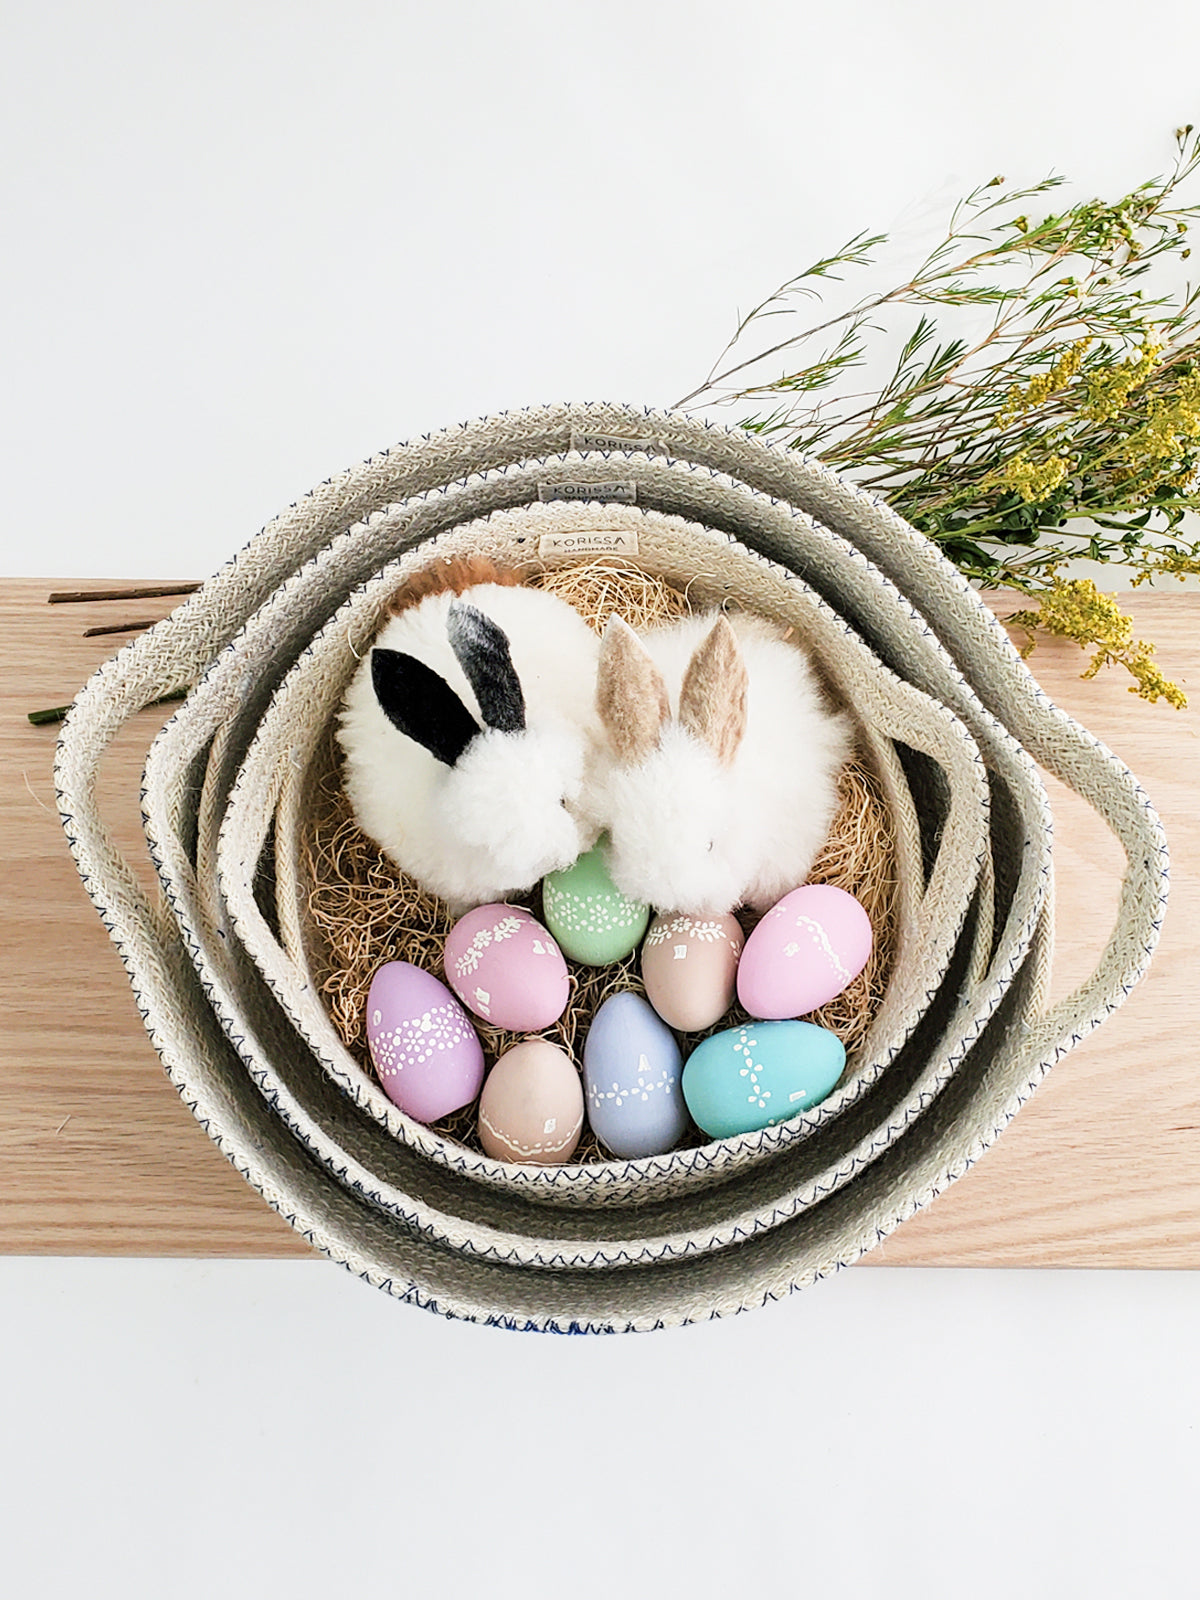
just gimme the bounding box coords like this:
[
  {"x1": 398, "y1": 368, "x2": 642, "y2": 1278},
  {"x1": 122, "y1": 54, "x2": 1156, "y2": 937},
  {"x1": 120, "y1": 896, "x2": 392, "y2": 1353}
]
[{"x1": 1, "y1": 579, "x2": 1196, "y2": 1263}]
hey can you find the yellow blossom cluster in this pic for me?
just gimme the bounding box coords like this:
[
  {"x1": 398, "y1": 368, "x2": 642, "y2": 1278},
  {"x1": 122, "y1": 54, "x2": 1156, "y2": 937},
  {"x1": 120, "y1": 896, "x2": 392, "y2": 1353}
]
[
  {"x1": 1010, "y1": 578, "x2": 1188, "y2": 707},
  {"x1": 994, "y1": 451, "x2": 1071, "y2": 503},
  {"x1": 998, "y1": 340, "x2": 1091, "y2": 424},
  {"x1": 1130, "y1": 545, "x2": 1200, "y2": 585},
  {"x1": 1132, "y1": 369, "x2": 1200, "y2": 461},
  {"x1": 1082, "y1": 339, "x2": 1163, "y2": 422}
]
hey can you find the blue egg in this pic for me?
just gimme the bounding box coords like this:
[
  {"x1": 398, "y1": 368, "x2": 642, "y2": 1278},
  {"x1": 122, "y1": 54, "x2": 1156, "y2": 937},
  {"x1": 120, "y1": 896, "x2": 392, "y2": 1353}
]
[
  {"x1": 681, "y1": 1020, "x2": 845, "y2": 1140},
  {"x1": 583, "y1": 992, "x2": 690, "y2": 1159}
]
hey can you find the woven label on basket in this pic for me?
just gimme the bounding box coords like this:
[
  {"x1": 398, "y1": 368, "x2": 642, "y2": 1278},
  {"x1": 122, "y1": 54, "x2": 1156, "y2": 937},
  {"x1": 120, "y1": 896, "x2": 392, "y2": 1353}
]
[
  {"x1": 537, "y1": 479, "x2": 637, "y2": 504},
  {"x1": 537, "y1": 527, "x2": 640, "y2": 556},
  {"x1": 569, "y1": 426, "x2": 665, "y2": 454}
]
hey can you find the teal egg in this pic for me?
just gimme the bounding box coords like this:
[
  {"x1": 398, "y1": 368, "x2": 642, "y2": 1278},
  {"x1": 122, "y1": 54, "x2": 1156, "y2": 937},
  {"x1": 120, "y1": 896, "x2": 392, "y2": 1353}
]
[
  {"x1": 681, "y1": 1020, "x2": 845, "y2": 1139},
  {"x1": 541, "y1": 842, "x2": 650, "y2": 966}
]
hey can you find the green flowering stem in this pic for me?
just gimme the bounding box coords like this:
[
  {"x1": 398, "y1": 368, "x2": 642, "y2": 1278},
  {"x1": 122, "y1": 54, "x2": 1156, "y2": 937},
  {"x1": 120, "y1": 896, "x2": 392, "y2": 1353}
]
[{"x1": 680, "y1": 125, "x2": 1200, "y2": 706}]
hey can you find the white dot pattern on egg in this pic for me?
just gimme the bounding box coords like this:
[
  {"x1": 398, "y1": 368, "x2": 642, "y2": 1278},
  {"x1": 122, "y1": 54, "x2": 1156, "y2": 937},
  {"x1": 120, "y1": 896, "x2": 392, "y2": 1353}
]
[
  {"x1": 582, "y1": 992, "x2": 689, "y2": 1160},
  {"x1": 477, "y1": 1039, "x2": 584, "y2": 1164},
  {"x1": 733, "y1": 1029, "x2": 772, "y2": 1109},
  {"x1": 779, "y1": 917, "x2": 853, "y2": 982},
  {"x1": 640, "y1": 911, "x2": 745, "y2": 1033},
  {"x1": 477, "y1": 1105, "x2": 583, "y2": 1161},
  {"x1": 542, "y1": 882, "x2": 645, "y2": 935},
  {"x1": 450, "y1": 911, "x2": 525, "y2": 978},
  {"x1": 643, "y1": 915, "x2": 741, "y2": 952},
  {"x1": 443, "y1": 904, "x2": 570, "y2": 1032},
  {"x1": 681, "y1": 1018, "x2": 846, "y2": 1139},
  {"x1": 587, "y1": 1051, "x2": 679, "y2": 1112},
  {"x1": 371, "y1": 1003, "x2": 476, "y2": 1078}
]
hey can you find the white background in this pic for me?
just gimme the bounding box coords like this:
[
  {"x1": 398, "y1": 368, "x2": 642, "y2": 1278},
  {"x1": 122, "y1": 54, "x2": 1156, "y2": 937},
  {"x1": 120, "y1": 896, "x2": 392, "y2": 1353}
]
[{"x1": 3, "y1": 3, "x2": 1199, "y2": 1596}]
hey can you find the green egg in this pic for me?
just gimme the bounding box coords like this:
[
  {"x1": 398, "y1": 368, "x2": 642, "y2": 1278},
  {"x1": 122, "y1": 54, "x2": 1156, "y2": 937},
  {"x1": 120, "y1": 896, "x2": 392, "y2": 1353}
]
[{"x1": 541, "y1": 842, "x2": 650, "y2": 966}]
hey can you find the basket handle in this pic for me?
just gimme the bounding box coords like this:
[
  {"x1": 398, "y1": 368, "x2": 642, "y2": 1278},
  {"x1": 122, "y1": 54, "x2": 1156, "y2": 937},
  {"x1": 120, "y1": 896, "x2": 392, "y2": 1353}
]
[
  {"x1": 1007, "y1": 698, "x2": 1167, "y2": 1064},
  {"x1": 54, "y1": 598, "x2": 230, "y2": 993}
]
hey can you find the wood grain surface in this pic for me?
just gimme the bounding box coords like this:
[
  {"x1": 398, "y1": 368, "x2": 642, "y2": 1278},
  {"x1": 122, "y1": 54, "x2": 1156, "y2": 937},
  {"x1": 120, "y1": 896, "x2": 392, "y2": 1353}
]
[{"x1": 1, "y1": 579, "x2": 1197, "y2": 1264}]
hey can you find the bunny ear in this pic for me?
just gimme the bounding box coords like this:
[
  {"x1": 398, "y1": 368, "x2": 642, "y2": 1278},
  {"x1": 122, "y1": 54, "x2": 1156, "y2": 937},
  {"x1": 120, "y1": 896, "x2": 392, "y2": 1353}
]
[
  {"x1": 679, "y1": 615, "x2": 747, "y2": 767},
  {"x1": 446, "y1": 602, "x2": 526, "y2": 733},
  {"x1": 370, "y1": 648, "x2": 482, "y2": 767},
  {"x1": 597, "y1": 615, "x2": 670, "y2": 765}
]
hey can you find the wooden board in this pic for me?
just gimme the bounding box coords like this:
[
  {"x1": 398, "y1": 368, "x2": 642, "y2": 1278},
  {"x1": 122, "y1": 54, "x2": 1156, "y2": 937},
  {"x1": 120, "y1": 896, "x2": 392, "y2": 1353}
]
[{"x1": 1, "y1": 579, "x2": 1197, "y2": 1264}]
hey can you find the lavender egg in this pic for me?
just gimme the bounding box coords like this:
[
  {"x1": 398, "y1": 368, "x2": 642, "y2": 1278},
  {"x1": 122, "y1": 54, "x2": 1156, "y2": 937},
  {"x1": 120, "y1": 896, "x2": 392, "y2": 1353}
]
[
  {"x1": 366, "y1": 961, "x2": 484, "y2": 1124},
  {"x1": 444, "y1": 903, "x2": 570, "y2": 1032}
]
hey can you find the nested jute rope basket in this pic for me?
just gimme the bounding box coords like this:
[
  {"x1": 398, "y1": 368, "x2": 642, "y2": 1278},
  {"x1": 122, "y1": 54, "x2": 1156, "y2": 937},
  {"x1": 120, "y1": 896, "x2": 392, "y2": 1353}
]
[
  {"x1": 202, "y1": 503, "x2": 990, "y2": 1269},
  {"x1": 57, "y1": 402, "x2": 1168, "y2": 1331}
]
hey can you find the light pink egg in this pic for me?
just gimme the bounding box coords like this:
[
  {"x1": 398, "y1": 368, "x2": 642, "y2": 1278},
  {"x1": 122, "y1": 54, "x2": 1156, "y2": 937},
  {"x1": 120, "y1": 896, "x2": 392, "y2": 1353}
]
[
  {"x1": 366, "y1": 961, "x2": 485, "y2": 1123},
  {"x1": 641, "y1": 912, "x2": 745, "y2": 1032},
  {"x1": 477, "y1": 1040, "x2": 585, "y2": 1164},
  {"x1": 444, "y1": 904, "x2": 570, "y2": 1032},
  {"x1": 737, "y1": 884, "x2": 873, "y2": 1020}
]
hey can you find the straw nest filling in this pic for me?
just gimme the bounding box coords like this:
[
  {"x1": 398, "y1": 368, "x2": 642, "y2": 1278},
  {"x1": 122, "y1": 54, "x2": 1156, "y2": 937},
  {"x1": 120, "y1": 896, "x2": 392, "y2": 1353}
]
[{"x1": 297, "y1": 558, "x2": 900, "y2": 1164}]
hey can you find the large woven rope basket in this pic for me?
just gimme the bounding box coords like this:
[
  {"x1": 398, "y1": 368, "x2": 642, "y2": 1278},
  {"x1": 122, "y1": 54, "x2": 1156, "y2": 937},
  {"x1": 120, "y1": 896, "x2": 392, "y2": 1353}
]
[{"x1": 56, "y1": 403, "x2": 1168, "y2": 1331}]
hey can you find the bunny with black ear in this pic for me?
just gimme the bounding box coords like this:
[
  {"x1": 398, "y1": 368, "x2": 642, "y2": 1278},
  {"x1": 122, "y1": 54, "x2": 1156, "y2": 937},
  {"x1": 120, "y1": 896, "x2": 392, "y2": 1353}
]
[
  {"x1": 337, "y1": 582, "x2": 602, "y2": 910},
  {"x1": 585, "y1": 611, "x2": 854, "y2": 916}
]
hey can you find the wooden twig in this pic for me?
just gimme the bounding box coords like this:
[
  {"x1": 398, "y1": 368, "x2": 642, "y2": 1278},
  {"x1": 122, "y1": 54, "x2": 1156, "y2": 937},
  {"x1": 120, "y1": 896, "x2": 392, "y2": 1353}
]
[
  {"x1": 47, "y1": 583, "x2": 200, "y2": 605},
  {"x1": 81, "y1": 619, "x2": 157, "y2": 638},
  {"x1": 27, "y1": 688, "x2": 188, "y2": 727}
]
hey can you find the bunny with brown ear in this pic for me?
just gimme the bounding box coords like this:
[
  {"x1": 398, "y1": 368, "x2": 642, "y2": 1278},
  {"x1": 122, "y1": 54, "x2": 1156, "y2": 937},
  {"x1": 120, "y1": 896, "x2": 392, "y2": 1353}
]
[
  {"x1": 337, "y1": 578, "x2": 602, "y2": 911},
  {"x1": 586, "y1": 611, "x2": 854, "y2": 916}
]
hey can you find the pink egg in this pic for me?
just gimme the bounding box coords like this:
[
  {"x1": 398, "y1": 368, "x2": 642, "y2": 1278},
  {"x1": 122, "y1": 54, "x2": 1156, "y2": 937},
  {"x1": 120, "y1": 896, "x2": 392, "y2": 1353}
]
[
  {"x1": 366, "y1": 961, "x2": 484, "y2": 1123},
  {"x1": 443, "y1": 904, "x2": 570, "y2": 1032},
  {"x1": 477, "y1": 1039, "x2": 584, "y2": 1165},
  {"x1": 641, "y1": 912, "x2": 744, "y2": 1033},
  {"x1": 737, "y1": 885, "x2": 873, "y2": 1020}
]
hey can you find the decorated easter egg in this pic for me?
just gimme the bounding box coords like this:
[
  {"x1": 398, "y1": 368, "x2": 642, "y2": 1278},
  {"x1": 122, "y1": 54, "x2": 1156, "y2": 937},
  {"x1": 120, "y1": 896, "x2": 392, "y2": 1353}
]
[
  {"x1": 366, "y1": 961, "x2": 485, "y2": 1123},
  {"x1": 477, "y1": 1040, "x2": 585, "y2": 1164},
  {"x1": 681, "y1": 1019, "x2": 845, "y2": 1139},
  {"x1": 541, "y1": 841, "x2": 650, "y2": 966},
  {"x1": 583, "y1": 992, "x2": 690, "y2": 1159},
  {"x1": 641, "y1": 912, "x2": 745, "y2": 1032},
  {"x1": 737, "y1": 885, "x2": 873, "y2": 1020},
  {"x1": 444, "y1": 903, "x2": 570, "y2": 1031}
]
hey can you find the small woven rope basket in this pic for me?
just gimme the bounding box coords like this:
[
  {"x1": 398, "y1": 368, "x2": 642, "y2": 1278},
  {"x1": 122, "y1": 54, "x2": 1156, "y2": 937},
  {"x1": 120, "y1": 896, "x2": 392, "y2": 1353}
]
[{"x1": 56, "y1": 403, "x2": 1169, "y2": 1331}]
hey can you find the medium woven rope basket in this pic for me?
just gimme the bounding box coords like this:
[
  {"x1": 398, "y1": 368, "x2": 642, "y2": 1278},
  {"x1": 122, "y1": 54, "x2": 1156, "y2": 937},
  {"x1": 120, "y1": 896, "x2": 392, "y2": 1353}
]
[
  {"x1": 185, "y1": 507, "x2": 987, "y2": 1269},
  {"x1": 56, "y1": 402, "x2": 1168, "y2": 1331}
]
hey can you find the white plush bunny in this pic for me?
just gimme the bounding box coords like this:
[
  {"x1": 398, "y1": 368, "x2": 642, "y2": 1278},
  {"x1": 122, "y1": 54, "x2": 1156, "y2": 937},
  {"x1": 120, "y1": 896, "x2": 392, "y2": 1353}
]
[
  {"x1": 338, "y1": 568, "x2": 602, "y2": 911},
  {"x1": 587, "y1": 610, "x2": 853, "y2": 916}
]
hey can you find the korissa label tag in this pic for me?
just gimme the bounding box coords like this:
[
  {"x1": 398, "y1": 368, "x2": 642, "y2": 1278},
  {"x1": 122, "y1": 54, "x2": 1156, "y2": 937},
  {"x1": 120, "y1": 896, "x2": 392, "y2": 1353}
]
[
  {"x1": 536, "y1": 479, "x2": 638, "y2": 504},
  {"x1": 537, "y1": 529, "x2": 641, "y2": 556},
  {"x1": 569, "y1": 426, "x2": 665, "y2": 455}
]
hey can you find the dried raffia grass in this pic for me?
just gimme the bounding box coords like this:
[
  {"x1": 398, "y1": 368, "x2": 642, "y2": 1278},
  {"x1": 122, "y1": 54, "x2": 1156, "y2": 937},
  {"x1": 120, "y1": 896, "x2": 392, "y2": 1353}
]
[
  {"x1": 296, "y1": 556, "x2": 899, "y2": 1165},
  {"x1": 529, "y1": 557, "x2": 692, "y2": 633}
]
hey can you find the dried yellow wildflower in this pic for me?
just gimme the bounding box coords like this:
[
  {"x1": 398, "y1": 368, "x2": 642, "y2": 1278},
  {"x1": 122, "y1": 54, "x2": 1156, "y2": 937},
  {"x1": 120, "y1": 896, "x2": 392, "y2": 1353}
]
[
  {"x1": 998, "y1": 340, "x2": 1091, "y2": 423},
  {"x1": 994, "y1": 452, "x2": 1070, "y2": 503},
  {"x1": 1082, "y1": 339, "x2": 1163, "y2": 422},
  {"x1": 1130, "y1": 546, "x2": 1200, "y2": 584},
  {"x1": 1009, "y1": 578, "x2": 1188, "y2": 707},
  {"x1": 682, "y1": 130, "x2": 1200, "y2": 712}
]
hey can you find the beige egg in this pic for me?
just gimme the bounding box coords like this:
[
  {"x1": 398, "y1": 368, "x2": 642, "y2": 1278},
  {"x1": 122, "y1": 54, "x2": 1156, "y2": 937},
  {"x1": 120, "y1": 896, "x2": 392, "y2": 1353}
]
[
  {"x1": 477, "y1": 1040, "x2": 585, "y2": 1165},
  {"x1": 641, "y1": 912, "x2": 745, "y2": 1033}
]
